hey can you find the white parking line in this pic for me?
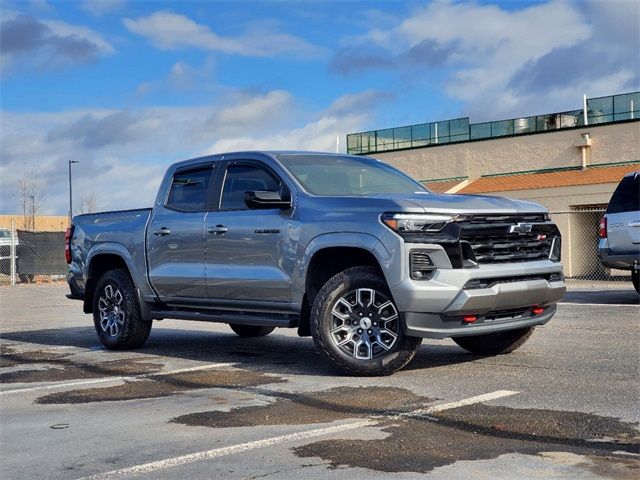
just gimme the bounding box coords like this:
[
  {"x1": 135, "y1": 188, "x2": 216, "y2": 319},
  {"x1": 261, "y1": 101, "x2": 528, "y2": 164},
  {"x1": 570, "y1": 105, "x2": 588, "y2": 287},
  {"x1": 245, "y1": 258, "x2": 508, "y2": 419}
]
[
  {"x1": 405, "y1": 390, "x2": 519, "y2": 416},
  {"x1": 561, "y1": 302, "x2": 638, "y2": 307},
  {"x1": 0, "y1": 363, "x2": 235, "y2": 396},
  {"x1": 76, "y1": 389, "x2": 519, "y2": 480}
]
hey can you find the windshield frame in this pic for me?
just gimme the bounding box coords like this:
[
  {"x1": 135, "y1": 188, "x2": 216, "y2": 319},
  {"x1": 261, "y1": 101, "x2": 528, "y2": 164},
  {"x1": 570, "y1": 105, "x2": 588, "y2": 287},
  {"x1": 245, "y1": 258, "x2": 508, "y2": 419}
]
[{"x1": 274, "y1": 153, "x2": 430, "y2": 197}]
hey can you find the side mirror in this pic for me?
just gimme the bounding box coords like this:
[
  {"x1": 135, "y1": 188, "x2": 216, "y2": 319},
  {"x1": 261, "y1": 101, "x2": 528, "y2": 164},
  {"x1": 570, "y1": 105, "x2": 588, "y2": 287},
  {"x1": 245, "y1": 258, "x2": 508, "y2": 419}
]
[{"x1": 244, "y1": 190, "x2": 292, "y2": 209}]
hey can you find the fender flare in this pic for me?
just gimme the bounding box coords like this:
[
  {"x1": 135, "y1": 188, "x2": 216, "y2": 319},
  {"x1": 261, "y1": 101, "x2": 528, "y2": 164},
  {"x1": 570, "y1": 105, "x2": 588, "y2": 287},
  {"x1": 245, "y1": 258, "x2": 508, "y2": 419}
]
[
  {"x1": 294, "y1": 232, "x2": 394, "y2": 302},
  {"x1": 84, "y1": 243, "x2": 153, "y2": 321}
]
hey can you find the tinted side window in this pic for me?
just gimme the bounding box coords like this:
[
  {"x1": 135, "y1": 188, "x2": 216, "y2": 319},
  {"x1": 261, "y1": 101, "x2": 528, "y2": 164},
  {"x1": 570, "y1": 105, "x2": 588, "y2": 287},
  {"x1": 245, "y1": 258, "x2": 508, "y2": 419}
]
[
  {"x1": 166, "y1": 168, "x2": 212, "y2": 212},
  {"x1": 607, "y1": 174, "x2": 640, "y2": 214},
  {"x1": 221, "y1": 164, "x2": 280, "y2": 211}
]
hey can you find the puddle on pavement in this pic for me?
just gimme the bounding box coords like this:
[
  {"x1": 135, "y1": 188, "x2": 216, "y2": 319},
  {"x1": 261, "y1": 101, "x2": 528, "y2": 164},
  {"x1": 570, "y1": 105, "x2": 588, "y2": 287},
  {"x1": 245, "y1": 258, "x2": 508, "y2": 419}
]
[
  {"x1": 0, "y1": 345, "x2": 71, "y2": 368},
  {"x1": 0, "y1": 344, "x2": 166, "y2": 384},
  {"x1": 172, "y1": 387, "x2": 431, "y2": 428},
  {"x1": 36, "y1": 368, "x2": 285, "y2": 404},
  {"x1": 1, "y1": 358, "x2": 164, "y2": 384},
  {"x1": 292, "y1": 402, "x2": 639, "y2": 476}
]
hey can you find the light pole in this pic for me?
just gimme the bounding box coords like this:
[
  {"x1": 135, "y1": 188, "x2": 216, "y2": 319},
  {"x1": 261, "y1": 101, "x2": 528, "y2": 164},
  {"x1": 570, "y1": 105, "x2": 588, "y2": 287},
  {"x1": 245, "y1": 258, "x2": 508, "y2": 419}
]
[
  {"x1": 68, "y1": 160, "x2": 79, "y2": 223},
  {"x1": 29, "y1": 195, "x2": 35, "y2": 230}
]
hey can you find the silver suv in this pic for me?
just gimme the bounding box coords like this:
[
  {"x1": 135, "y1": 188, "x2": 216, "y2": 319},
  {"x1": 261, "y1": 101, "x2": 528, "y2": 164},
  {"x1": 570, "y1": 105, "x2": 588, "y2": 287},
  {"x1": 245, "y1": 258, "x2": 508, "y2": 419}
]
[{"x1": 598, "y1": 171, "x2": 640, "y2": 293}]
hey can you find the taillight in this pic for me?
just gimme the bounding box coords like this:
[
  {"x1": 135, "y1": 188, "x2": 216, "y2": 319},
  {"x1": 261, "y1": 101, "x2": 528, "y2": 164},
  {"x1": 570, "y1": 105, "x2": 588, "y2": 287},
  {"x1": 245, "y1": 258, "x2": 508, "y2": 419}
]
[
  {"x1": 65, "y1": 226, "x2": 73, "y2": 264},
  {"x1": 598, "y1": 216, "x2": 607, "y2": 239}
]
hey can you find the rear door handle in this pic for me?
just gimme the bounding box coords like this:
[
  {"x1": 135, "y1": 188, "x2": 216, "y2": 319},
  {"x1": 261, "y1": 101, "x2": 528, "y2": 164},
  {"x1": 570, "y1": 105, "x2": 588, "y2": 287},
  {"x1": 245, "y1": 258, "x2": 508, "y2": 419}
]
[
  {"x1": 208, "y1": 225, "x2": 228, "y2": 235},
  {"x1": 153, "y1": 227, "x2": 171, "y2": 236}
]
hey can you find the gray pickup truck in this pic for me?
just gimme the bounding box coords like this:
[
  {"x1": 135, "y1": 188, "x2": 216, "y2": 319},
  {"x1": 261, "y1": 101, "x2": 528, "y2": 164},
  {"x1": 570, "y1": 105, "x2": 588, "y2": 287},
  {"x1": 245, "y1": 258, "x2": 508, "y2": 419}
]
[{"x1": 66, "y1": 151, "x2": 565, "y2": 375}]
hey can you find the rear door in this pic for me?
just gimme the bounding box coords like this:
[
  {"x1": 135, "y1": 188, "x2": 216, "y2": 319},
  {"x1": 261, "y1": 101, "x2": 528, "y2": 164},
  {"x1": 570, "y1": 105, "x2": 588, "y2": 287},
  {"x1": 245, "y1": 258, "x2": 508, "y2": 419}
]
[
  {"x1": 204, "y1": 159, "x2": 294, "y2": 303},
  {"x1": 147, "y1": 163, "x2": 216, "y2": 300},
  {"x1": 606, "y1": 172, "x2": 640, "y2": 249}
]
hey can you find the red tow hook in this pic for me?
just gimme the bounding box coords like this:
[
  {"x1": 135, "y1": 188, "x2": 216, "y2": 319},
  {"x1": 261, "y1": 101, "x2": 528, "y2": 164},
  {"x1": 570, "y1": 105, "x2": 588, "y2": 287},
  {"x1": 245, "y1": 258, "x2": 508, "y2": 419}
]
[
  {"x1": 531, "y1": 305, "x2": 544, "y2": 315},
  {"x1": 463, "y1": 315, "x2": 477, "y2": 323}
]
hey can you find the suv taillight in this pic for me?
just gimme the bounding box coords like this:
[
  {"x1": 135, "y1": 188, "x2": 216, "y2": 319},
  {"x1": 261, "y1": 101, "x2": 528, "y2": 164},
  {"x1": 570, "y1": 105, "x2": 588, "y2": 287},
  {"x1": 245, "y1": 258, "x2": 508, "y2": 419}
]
[
  {"x1": 598, "y1": 216, "x2": 607, "y2": 239},
  {"x1": 65, "y1": 226, "x2": 73, "y2": 264}
]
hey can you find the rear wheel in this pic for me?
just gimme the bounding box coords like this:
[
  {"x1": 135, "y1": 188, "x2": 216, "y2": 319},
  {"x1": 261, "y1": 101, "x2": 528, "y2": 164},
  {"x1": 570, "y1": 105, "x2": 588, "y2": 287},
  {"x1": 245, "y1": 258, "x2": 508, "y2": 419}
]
[
  {"x1": 631, "y1": 270, "x2": 639, "y2": 294},
  {"x1": 311, "y1": 266, "x2": 421, "y2": 376},
  {"x1": 93, "y1": 269, "x2": 151, "y2": 350},
  {"x1": 453, "y1": 327, "x2": 534, "y2": 355},
  {"x1": 229, "y1": 324, "x2": 275, "y2": 337}
]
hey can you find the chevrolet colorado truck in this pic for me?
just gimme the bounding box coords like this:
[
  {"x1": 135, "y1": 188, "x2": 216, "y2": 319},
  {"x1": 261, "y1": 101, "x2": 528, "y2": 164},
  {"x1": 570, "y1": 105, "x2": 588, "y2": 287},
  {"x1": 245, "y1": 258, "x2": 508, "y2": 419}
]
[{"x1": 66, "y1": 151, "x2": 565, "y2": 375}]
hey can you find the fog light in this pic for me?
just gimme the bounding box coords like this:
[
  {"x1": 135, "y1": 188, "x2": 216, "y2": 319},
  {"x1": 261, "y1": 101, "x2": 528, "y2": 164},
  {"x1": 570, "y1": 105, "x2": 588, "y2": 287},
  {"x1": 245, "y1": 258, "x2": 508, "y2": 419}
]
[
  {"x1": 463, "y1": 315, "x2": 477, "y2": 323},
  {"x1": 410, "y1": 250, "x2": 436, "y2": 280}
]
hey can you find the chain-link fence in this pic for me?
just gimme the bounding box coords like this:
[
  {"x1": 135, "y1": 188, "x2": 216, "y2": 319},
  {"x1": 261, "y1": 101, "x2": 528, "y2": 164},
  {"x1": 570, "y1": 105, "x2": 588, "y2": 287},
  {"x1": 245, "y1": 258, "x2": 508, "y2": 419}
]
[
  {"x1": 551, "y1": 208, "x2": 632, "y2": 289},
  {"x1": 0, "y1": 221, "x2": 66, "y2": 286}
]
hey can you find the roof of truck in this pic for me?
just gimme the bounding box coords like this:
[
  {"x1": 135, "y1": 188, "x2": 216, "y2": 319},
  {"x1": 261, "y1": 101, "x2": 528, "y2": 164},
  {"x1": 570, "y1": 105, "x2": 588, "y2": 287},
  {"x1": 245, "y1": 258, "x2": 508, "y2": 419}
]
[{"x1": 169, "y1": 150, "x2": 371, "y2": 169}]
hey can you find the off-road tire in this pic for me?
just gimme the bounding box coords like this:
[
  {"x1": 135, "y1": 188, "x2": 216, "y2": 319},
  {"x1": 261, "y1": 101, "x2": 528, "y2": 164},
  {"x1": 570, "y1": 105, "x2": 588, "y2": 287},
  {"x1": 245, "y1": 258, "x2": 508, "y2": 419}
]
[
  {"x1": 631, "y1": 270, "x2": 639, "y2": 294},
  {"x1": 311, "y1": 266, "x2": 422, "y2": 376},
  {"x1": 229, "y1": 324, "x2": 275, "y2": 337},
  {"x1": 452, "y1": 327, "x2": 534, "y2": 355},
  {"x1": 92, "y1": 269, "x2": 151, "y2": 350}
]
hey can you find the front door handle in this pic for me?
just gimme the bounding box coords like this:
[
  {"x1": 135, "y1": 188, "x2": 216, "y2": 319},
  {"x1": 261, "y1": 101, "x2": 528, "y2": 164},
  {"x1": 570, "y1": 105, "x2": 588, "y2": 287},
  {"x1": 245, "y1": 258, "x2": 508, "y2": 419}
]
[
  {"x1": 628, "y1": 221, "x2": 640, "y2": 228},
  {"x1": 153, "y1": 227, "x2": 171, "y2": 236},
  {"x1": 208, "y1": 225, "x2": 228, "y2": 235}
]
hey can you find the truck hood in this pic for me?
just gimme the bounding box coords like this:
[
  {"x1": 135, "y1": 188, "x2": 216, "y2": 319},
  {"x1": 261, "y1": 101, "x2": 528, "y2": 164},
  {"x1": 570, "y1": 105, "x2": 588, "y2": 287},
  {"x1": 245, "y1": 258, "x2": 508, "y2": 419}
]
[{"x1": 374, "y1": 192, "x2": 548, "y2": 215}]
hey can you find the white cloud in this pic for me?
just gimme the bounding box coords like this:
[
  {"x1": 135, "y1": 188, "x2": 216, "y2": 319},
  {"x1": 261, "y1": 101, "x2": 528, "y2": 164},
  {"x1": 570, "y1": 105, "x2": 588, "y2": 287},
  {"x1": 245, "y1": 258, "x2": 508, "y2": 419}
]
[
  {"x1": 123, "y1": 10, "x2": 325, "y2": 58},
  {"x1": 206, "y1": 90, "x2": 386, "y2": 153},
  {"x1": 333, "y1": 0, "x2": 637, "y2": 119}
]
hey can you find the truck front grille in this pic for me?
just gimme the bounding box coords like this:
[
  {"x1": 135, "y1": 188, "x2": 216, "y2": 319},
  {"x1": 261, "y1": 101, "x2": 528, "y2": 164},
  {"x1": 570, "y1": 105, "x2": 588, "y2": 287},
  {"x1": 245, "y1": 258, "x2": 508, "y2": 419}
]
[
  {"x1": 462, "y1": 232, "x2": 552, "y2": 264},
  {"x1": 459, "y1": 215, "x2": 558, "y2": 265}
]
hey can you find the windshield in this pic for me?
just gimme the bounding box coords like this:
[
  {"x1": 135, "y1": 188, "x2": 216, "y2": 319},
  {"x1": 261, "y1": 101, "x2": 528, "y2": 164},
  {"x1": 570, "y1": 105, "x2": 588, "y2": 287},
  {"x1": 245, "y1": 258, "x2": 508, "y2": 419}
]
[{"x1": 276, "y1": 154, "x2": 429, "y2": 196}]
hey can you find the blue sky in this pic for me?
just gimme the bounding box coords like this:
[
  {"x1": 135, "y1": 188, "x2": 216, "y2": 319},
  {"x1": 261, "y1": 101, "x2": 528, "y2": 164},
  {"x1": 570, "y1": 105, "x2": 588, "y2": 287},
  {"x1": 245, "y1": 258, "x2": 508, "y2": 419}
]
[{"x1": 1, "y1": 0, "x2": 638, "y2": 215}]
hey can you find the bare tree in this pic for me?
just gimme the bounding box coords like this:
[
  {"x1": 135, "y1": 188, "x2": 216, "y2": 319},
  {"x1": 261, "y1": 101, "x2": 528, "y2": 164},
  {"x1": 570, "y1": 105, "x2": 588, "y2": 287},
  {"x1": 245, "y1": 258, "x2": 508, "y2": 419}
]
[
  {"x1": 16, "y1": 169, "x2": 46, "y2": 231},
  {"x1": 78, "y1": 191, "x2": 98, "y2": 214}
]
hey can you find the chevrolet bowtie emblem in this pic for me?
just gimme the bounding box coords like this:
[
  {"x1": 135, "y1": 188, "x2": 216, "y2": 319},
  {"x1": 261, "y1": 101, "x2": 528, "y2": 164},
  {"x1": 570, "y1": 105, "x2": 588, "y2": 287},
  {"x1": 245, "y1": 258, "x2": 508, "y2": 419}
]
[{"x1": 509, "y1": 222, "x2": 533, "y2": 234}]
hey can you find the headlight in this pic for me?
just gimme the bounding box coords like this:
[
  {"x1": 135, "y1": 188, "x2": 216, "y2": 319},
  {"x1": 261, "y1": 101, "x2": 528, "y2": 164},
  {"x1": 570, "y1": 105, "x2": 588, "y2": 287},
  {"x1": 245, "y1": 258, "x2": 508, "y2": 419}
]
[{"x1": 381, "y1": 213, "x2": 456, "y2": 233}]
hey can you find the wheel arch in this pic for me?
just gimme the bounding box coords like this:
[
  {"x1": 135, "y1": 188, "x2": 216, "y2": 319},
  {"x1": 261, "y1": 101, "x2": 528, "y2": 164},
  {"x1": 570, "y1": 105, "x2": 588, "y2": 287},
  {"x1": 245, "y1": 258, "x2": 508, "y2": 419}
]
[
  {"x1": 84, "y1": 245, "x2": 136, "y2": 315},
  {"x1": 296, "y1": 234, "x2": 393, "y2": 336}
]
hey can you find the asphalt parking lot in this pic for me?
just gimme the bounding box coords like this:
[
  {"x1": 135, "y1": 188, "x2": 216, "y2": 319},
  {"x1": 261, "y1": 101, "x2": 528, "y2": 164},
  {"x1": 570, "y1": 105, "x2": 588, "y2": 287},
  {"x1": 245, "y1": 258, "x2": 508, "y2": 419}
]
[{"x1": 1, "y1": 285, "x2": 638, "y2": 480}]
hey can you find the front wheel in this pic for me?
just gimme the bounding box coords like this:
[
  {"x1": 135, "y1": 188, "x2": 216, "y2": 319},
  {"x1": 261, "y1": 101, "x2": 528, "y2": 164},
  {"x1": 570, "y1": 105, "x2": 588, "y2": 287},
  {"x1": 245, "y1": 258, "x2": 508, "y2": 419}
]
[
  {"x1": 229, "y1": 324, "x2": 275, "y2": 337},
  {"x1": 452, "y1": 327, "x2": 534, "y2": 355},
  {"x1": 93, "y1": 269, "x2": 151, "y2": 350},
  {"x1": 311, "y1": 266, "x2": 422, "y2": 376}
]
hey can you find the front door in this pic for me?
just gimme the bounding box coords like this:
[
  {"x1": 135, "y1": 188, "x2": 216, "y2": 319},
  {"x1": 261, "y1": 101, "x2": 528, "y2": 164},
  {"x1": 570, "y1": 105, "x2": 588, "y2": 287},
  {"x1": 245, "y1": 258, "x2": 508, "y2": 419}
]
[
  {"x1": 147, "y1": 164, "x2": 215, "y2": 300},
  {"x1": 205, "y1": 160, "x2": 293, "y2": 303}
]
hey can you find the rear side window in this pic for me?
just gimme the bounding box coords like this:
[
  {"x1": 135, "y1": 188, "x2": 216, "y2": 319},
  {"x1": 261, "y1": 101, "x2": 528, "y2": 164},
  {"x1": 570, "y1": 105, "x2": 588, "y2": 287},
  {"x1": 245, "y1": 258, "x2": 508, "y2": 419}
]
[
  {"x1": 221, "y1": 164, "x2": 280, "y2": 210},
  {"x1": 166, "y1": 167, "x2": 212, "y2": 212},
  {"x1": 607, "y1": 173, "x2": 640, "y2": 214}
]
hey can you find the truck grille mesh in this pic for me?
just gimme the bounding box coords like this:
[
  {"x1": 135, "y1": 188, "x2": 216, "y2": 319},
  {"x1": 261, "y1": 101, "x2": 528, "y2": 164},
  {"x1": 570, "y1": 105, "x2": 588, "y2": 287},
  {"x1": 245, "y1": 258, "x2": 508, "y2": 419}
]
[{"x1": 461, "y1": 215, "x2": 555, "y2": 264}]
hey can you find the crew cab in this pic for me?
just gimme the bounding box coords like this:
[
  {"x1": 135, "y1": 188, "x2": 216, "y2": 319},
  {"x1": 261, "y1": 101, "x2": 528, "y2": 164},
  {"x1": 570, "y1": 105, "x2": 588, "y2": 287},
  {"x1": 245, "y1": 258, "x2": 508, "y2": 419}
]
[{"x1": 67, "y1": 151, "x2": 565, "y2": 375}]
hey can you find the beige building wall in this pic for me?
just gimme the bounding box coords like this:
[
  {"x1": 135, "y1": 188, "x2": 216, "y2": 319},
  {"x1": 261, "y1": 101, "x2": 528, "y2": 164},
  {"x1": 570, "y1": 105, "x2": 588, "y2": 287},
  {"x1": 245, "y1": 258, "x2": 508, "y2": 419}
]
[
  {"x1": 0, "y1": 215, "x2": 68, "y2": 232},
  {"x1": 371, "y1": 121, "x2": 640, "y2": 181}
]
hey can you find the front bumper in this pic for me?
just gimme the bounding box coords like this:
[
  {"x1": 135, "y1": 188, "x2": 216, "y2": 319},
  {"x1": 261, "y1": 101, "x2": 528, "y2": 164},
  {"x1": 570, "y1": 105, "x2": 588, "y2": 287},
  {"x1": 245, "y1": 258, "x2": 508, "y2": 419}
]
[
  {"x1": 389, "y1": 246, "x2": 565, "y2": 338},
  {"x1": 404, "y1": 304, "x2": 556, "y2": 339}
]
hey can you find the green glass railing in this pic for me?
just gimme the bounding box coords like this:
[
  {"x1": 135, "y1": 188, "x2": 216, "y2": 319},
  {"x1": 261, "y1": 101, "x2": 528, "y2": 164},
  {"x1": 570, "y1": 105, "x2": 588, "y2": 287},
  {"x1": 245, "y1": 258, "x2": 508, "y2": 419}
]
[{"x1": 347, "y1": 91, "x2": 639, "y2": 155}]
